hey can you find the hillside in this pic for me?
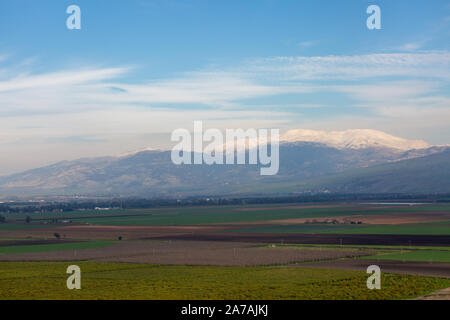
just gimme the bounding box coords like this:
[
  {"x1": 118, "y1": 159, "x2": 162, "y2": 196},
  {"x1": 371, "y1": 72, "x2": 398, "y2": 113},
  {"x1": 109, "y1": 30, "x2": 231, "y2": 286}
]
[
  {"x1": 288, "y1": 150, "x2": 450, "y2": 194},
  {"x1": 0, "y1": 142, "x2": 448, "y2": 198}
]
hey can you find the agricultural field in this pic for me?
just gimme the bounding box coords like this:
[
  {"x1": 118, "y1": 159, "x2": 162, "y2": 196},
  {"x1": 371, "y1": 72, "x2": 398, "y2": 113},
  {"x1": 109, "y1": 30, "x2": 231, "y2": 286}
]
[
  {"x1": 0, "y1": 202, "x2": 449, "y2": 299},
  {"x1": 5, "y1": 203, "x2": 450, "y2": 227},
  {"x1": 1, "y1": 261, "x2": 449, "y2": 300},
  {"x1": 0, "y1": 240, "x2": 370, "y2": 266},
  {"x1": 0, "y1": 240, "x2": 116, "y2": 255},
  {"x1": 0, "y1": 223, "x2": 54, "y2": 231},
  {"x1": 363, "y1": 250, "x2": 450, "y2": 263},
  {"x1": 229, "y1": 223, "x2": 450, "y2": 235},
  {"x1": 265, "y1": 243, "x2": 450, "y2": 263},
  {"x1": 359, "y1": 243, "x2": 450, "y2": 263}
]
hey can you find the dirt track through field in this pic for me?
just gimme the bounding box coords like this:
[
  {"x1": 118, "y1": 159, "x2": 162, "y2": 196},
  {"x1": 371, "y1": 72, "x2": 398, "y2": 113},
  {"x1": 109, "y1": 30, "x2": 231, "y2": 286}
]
[{"x1": 413, "y1": 287, "x2": 450, "y2": 300}]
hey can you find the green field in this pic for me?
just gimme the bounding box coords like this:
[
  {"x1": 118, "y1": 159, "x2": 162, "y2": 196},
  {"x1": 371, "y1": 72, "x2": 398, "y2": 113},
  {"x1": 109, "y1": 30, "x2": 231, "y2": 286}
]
[
  {"x1": 63, "y1": 207, "x2": 363, "y2": 226},
  {"x1": 267, "y1": 243, "x2": 450, "y2": 251},
  {"x1": 363, "y1": 250, "x2": 450, "y2": 263},
  {"x1": 268, "y1": 243, "x2": 450, "y2": 263},
  {"x1": 0, "y1": 261, "x2": 449, "y2": 300},
  {"x1": 4, "y1": 204, "x2": 450, "y2": 227},
  {"x1": 55, "y1": 206, "x2": 450, "y2": 226},
  {"x1": 229, "y1": 224, "x2": 364, "y2": 234},
  {"x1": 229, "y1": 223, "x2": 450, "y2": 235},
  {"x1": 0, "y1": 223, "x2": 55, "y2": 230},
  {"x1": 0, "y1": 203, "x2": 449, "y2": 300},
  {"x1": 0, "y1": 241, "x2": 116, "y2": 255},
  {"x1": 323, "y1": 224, "x2": 450, "y2": 235}
]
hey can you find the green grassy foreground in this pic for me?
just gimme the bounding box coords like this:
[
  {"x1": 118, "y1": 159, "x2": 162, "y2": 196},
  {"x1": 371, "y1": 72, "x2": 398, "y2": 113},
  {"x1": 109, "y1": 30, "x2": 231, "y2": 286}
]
[{"x1": 0, "y1": 262, "x2": 449, "y2": 300}]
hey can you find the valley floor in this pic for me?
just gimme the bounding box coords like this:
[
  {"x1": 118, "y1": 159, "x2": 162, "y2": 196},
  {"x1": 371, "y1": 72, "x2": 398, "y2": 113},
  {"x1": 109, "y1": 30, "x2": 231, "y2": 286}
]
[{"x1": 0, "y1": 202, "x2": 449, "y2": 299}]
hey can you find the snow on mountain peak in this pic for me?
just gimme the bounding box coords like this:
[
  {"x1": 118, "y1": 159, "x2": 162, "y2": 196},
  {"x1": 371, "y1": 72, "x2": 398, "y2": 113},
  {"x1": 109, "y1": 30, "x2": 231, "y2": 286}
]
[
  {"x1": 280, "y1": 129, "x2": 431, "y2": 151},
  {"x1": 118, "y1": 147, "x2": 163, "y2": 157}
]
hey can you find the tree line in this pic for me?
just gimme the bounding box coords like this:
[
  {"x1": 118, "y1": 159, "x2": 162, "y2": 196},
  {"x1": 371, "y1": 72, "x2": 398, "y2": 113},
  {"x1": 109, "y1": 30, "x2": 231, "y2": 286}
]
[{"x1": 1, "y1": 193, "x2": 449, "y2": 215}]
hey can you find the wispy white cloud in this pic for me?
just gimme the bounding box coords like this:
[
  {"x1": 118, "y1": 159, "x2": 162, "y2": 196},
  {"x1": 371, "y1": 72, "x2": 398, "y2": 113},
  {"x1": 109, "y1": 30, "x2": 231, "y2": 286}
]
[
  {"x1": 0, "y1": 67, "x2": 128, "y2": 92},
  {"x1": 1, "y1": 52, "x2": 448, "y2": 114},
  {"x1": 247, "y1": 52, "x2": 450, "y2": 81},
  {"x1": 332, "y1": 80, "x2": 439, "y2": 102},
  {"x1": 397, "y1": 42, "x2": 425, "y2": 51},
  {"x1": 297, "y1": 41, "x2": 317, "y2": 48}
]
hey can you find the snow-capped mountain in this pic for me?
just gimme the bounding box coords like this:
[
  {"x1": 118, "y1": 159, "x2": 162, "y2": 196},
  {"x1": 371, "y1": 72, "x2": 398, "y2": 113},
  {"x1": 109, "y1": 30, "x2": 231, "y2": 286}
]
[
  {"x1": 281, "y1": 129, "x2": 431, "y2": 151},
  {"x1": 177, "y1": 129, "x2": 432, "y2": 156},
  {"x1": 0, "y1": 128, "x2": 448, "y2": 198},
  {"x1": 119, "y1": 147, "x2": 163, "y2": 157}
]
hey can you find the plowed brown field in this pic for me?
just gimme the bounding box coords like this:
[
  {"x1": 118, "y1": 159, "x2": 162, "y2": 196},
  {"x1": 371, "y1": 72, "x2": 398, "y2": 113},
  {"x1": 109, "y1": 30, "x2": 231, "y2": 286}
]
[{"x1": 0, "y1": 240, "x2": 370, "y2": 266}]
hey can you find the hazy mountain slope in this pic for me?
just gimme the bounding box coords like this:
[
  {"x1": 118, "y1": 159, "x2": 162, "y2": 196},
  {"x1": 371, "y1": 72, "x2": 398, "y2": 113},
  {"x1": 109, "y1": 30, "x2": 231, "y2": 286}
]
[
  {"x1": 0, "y1": 129, "x2": 448, "y2": 198},
  {"x1": 288, "y1": 150, "x2": 450, "y2": 194},
  {"x1": 0, "y1": 142, "x2": 413, "y2": 197}
]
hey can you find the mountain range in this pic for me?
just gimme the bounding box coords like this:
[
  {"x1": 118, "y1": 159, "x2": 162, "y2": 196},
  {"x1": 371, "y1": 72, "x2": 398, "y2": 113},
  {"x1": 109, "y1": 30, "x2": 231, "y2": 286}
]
[{"x1": 1, "y1": 129, "x2": 449, "y2": 198}]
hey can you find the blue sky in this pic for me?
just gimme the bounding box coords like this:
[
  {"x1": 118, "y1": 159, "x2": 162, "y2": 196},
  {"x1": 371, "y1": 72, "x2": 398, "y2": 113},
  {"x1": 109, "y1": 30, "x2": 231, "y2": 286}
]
[
  {"x1": 2, "y1": 1, "x2": 448, "y2": 74},
  {"x1": 0, "y1": 0, "x2": 449, "y2": 174}
]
